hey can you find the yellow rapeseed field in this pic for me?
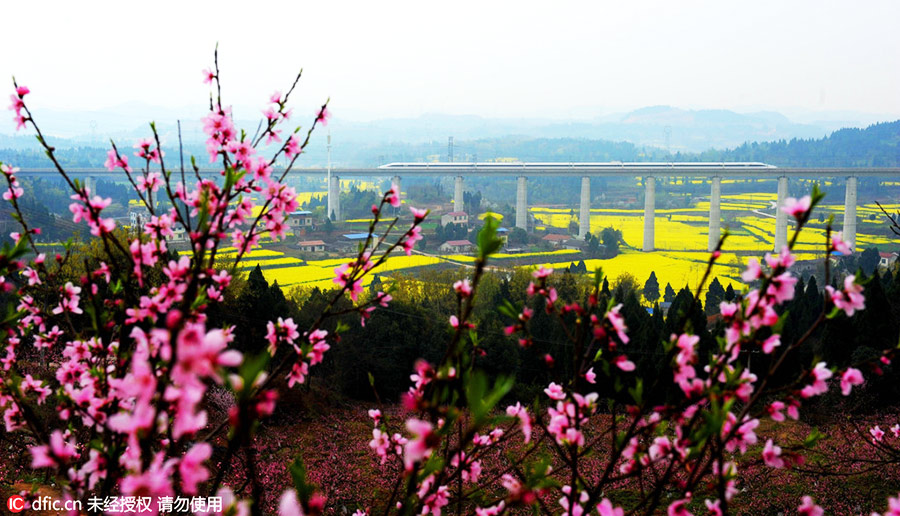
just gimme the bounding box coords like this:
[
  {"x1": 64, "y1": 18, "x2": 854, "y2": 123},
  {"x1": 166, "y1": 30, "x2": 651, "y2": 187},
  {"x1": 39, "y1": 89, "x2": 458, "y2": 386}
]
[
  {"x1": 237, "y1": 257, "x2": 306, "y2": 270},
  {"x1": 295, "y1": 191, "x2": 326, "y2": 205},
  {"x1": 525, "y1": 189, "x2": 897, "y2": 296},
  {"x1": 172, "y1": 189, "x2": 896, "y2": 301},
  {"x1": 246, "y1": 254, "x2": 443, "y2": 290}
]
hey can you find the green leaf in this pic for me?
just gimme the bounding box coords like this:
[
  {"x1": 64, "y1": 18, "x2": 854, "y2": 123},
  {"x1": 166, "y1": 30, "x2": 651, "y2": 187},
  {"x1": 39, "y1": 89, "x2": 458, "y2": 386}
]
[
  {"x1": 367, "y1": 372, "x2": 375, "y2": 387},
  {"x1": 483, "y1": 375, "x2": 514, "y2": 415},
  {"x1": 773, "y1": 310, "x2": 788, "y2": 334},
  {"x1": 288, "y1": 455, "x2": 317, "y2": 506},
  {"x1": 238, "y1": 353, "x2": 270, "y2": 396},
  {"x1": 466, "y1": 370, "x2": 488, "y2": 419},
  {"x1": 477, "y1": 216, "x2": 503, "y2": 259},
  {"x1": 466, "y1": 371, "x2": 513, "y2": 422},
  {"x1": 421, "y1": 455, "x2": 445, "y2": 477},
  {"x1": 497, "y1": 299, "x2": 519, "y2": 319},
  {"x1": 223, "y1": 166, "x2": 246, "y2": 192},
  {"x1": 593, "y1": 267, "x2": 604, "y2": 290},
  {"x1": 0, "y1": 308, "x2": 24, "y2": 327},
  {"x1": 810, "y1": 183, "x2": 826, "y2": 207},
  {"x1": 803, "y1": 427, "x2": 824, "y2": 448},
  {"x1": 191, "y1": 292, "x2": 209, "y2": 311},
  {"x1": 628, "y1": 378, "x2": 644, "y2": 405}
]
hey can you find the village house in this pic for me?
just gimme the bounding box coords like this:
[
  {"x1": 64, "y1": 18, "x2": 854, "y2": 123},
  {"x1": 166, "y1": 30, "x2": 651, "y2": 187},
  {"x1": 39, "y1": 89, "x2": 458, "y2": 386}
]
[
  {"x1": 298, "y1": 240, "x2": 326, "y2": 253},
  {"x1": 169, "y1": 224, "x2": 188, "y2": 243},
  {"x1": 288, "y1": 211, "x2": 314, "y2": 229},
  {"x1": 496, "y1": 227, "x2": 509, "y2": 245},
  {"x1": 541, "y1": 233, "x2": 570, "y2": 249},
  {"x1": 339, "y1": 233, "x2": 379, "y2": 252},
  {"x1": 562, "y1": 238, "x2": 587, "y2": 251},
  {"x1": 440, "y1": 211, "x2": 468, "y2": 227},
  {"x1": 879, "y1": 251, "x2": 899, "y2": 269},
  {"x1": 128, "y1": 206, "x2": 151, "y2": 230},
  {"x1": 439, "y1": 240, "x2": 474, "y2": 253}
]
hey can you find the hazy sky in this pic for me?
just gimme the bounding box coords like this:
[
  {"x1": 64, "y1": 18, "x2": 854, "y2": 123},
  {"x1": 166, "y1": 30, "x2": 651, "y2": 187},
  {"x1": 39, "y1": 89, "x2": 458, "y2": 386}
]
[{"x1": 3, "y1": 0, "x2": 899, "y2": 121}]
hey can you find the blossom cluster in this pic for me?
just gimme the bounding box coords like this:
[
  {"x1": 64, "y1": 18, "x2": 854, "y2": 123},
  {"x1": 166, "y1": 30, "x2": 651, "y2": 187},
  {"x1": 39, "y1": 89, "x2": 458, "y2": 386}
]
[
  {"x1": 2, "y1": 63, "x2": 899, "y2": 516},
  {"x1": 0, "y1": 60, "x2": 430, "y2": 516},
  {"x1": 352, "y1": 191, "x2": 898, "y2": 516}
]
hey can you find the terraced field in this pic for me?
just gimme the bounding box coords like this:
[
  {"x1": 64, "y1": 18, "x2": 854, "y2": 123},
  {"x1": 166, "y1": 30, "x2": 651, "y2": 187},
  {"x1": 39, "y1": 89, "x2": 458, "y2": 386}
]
[{"x1": 223, "y1": 187, "x2": 898, "y2": 300}]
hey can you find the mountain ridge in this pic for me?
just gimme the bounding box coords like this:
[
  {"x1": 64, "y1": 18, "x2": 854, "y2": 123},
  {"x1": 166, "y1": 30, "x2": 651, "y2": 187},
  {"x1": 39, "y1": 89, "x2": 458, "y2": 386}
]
[{"x1": 0, "y1": 104, "x2": 890, "y2": 153}]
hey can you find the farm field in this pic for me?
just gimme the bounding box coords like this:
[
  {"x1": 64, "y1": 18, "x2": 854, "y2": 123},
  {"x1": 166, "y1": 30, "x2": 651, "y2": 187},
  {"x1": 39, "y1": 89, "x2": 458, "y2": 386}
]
[
  {"x1": 227, "y1": 248, "x2": 445, "y2": 290},
  {"x1": 226, "y1": 188, "x2": 897, "y2": 299}
]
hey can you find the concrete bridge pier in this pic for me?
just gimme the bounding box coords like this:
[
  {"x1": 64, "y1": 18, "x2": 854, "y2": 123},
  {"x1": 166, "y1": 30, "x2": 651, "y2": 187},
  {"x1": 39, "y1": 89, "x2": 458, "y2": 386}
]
[
  {"x1": 454, "y1": 176, "x2": 465, "y2": 212},
  {"x1": 643, "y1": 176, "x2": 655, "y2": 252},
  {"x1": 516, "y1": 176, "x2": 527, "y2": 231},
  {"x1": 774, "y1": 176, "x2": 788, "y2": 252},
  {"x1": 579, "y1": 176, "x2": 590, "y2": 239},
  {"x1": 708, "y1": 176, "x2": 721, "y2": 251},
  {"x1": 328, "y1": 175, "x2": 341, "y2": 221},
  {"x1": 843, "y1": 176, "x2": 858, "y2": 251},
  {"x1": 85, "y1": 176, "x2": 97, "y2": 195}
]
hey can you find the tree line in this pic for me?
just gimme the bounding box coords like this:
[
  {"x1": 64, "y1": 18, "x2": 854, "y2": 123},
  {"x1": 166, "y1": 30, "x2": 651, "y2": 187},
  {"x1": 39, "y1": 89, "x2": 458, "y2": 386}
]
[{"x1": 215, "y1": 262, "x2": 900, "y2": 411}]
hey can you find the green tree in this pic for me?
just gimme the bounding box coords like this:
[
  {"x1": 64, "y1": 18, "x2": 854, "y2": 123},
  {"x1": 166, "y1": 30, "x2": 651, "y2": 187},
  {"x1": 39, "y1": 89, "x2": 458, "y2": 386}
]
[
  {"x1": 585, "y1": 232, "x2": 601, "y2": 258},
  {"x1": 664, "y1": 282, "x2": 676, "y2": 303},
  {"x1": 613, "y1": 272, "x2": 640, "y2": 301},
  {"x1": 600, "y1": 226, "x2": 621, "y2": 257},
  {"x1": 705, "y1": 277, "x2": 726, "y2": 315},
  {"x1": 860, "y1": 247, "x2": 880, "y2": 275},
  {"x1": 568, "y1": 260, "x2": 587, "y2": 274},
  {"x1": 724, "y1": 283, "x2": 735, "y2": 302},
  {"x1": 231, "y1": 265, "x2": 290, "y2": 354},
  {"x1": 508, "y1": 227, "x2": 527, "y2": 245},
  {"x1": 643, "y1": 271, "x2": 660, "y2": 303}
]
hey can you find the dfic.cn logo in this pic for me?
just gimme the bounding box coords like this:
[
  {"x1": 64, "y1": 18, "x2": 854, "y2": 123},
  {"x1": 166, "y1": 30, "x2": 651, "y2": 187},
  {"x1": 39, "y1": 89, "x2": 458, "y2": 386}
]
[{"x1": 7, "y1": 495, "x2": 25, "y2": 513}]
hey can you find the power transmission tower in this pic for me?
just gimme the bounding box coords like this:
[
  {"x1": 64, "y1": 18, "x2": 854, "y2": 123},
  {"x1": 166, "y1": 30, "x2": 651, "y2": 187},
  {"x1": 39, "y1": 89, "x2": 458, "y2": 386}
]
[
  {"x1": 177, "y1": 120, "x2": 185, "y2": 174},
  {"x1": 448, "y1": 136, "x2": 454, "y2": 163}
]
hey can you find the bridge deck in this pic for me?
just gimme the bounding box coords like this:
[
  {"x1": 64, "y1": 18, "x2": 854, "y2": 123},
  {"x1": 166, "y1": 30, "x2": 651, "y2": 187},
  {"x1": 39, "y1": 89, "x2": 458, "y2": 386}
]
[{"x1": 12, "y1": 164, "x2": 900, "y2": 178}]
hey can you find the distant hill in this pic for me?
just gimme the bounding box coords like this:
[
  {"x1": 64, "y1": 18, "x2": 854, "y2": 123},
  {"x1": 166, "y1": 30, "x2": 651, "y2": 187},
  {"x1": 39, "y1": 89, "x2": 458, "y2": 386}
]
[
  {"x1": 694, "y1": 120, "x2": 900, "y2": 167},
  {"x1": 0, "y1": 104, "x2": 876, "y2": 155},
  {"x1": 0, "y1": 111, "x2": 896, "y2": 169},
  {"x1": 353, "y1": 120, "x2": 899, "y2": 168},
  {"x1": 328, "y1": 106, "x2": 829, "y2": 153}
]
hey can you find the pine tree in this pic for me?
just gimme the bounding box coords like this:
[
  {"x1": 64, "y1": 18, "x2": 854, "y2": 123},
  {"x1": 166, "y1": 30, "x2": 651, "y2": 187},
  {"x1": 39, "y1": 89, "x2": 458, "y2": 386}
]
[
  {"x1": 247, "y1": 264, "x2": 269, "y2": 292},
  {"x1": 724, "y1": 283, "x2": 735, "y2": 302},
  {"x1": 234, "y1": 265, "x2": 277, "y2": 353},
  {"x1": 881, "y1": 269, "x2": 893, "y2": 291},
  {"x1": 370, "y1": 274, "x2": 383, "y2": 293},
  {"x1": 705, "y1": 277, "x2": 725, "y2": 315},
  {"x1": 270, "y1": 281, "x2": 290, "y2": 317},
  {"x1": 643, "y1": 271, "x2": 660, "y2": 303},
  {"x1": 805, "y1": 275, "x2": 821, "y2": 304},
  {"x1": 664, "y1": 282, "x2": 676, "y2": 303}
]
